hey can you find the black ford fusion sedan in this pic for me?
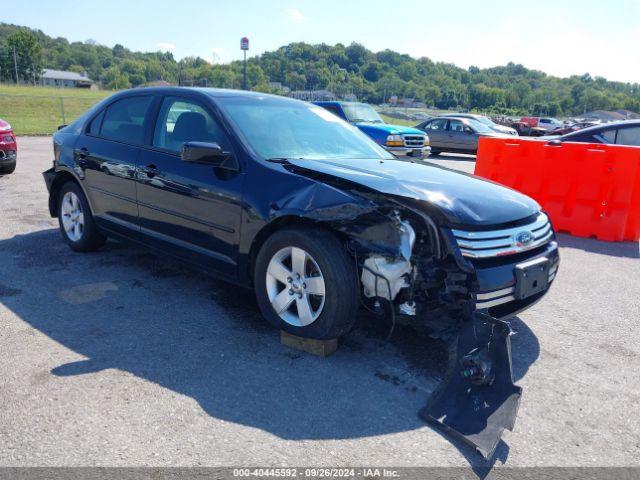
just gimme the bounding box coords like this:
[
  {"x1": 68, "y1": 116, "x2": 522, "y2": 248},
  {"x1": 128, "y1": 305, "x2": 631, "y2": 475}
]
[{"x1": 43, "y1": 87, "x2": 559, "y2": 339}]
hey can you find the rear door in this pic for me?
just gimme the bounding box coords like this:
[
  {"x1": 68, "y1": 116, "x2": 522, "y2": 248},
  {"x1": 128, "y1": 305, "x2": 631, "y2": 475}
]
[
  {"x1": 74, "y1": 94, "x2": 154, "y2": 235},
  {"x1": 136, "y1": 95, "x2": 244, "y2": 276},
  {"x1": 446, "y1": 119, "x2": 472, "y2": 151},
  {"x1": 424, "y1": 118, "x2": 448, "y2": 148}
]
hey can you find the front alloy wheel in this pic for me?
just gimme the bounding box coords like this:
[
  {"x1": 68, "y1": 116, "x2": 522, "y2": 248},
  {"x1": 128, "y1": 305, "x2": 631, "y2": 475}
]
[
  {"x1": 266, "y1": 246, "x2": 326, "y2": 327},
  {"x1": 254, "y1": 226, "x2": 359, "y2": 339}
]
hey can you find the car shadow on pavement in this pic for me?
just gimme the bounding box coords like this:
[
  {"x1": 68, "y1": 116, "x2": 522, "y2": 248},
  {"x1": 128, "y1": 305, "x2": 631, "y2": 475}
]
[
  {"x1": 0, "y1": 228, "x2": 539, "y2": 467},
  {"x1": 556, "y1": 232, "x2": 639, "y2": 259}
]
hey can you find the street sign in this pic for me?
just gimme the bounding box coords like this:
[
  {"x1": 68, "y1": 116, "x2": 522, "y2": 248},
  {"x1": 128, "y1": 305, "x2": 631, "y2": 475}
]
[{"x1": 240, "y1": 37, "x2": 249, "y2": 51}]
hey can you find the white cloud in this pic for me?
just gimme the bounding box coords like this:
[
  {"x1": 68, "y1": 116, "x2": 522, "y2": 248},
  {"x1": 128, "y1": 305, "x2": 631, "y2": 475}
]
[
  {"x1": 284, "y1": 8, "x2": 308, "y2": 22},
  {"x1": 156, "y1": 42, "x2": 176, "y2": 52}
]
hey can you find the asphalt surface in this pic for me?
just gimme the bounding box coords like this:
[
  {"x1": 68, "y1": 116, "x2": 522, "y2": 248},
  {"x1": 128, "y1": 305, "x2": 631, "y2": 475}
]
[{"x1": 1, "y1": 138, "x2": 639, "y2": 468}]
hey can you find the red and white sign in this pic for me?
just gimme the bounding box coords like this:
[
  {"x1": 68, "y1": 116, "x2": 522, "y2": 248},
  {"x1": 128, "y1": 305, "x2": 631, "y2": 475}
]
[{"x1": 240, "y1": 37, "x2": 249, "y2": 50}]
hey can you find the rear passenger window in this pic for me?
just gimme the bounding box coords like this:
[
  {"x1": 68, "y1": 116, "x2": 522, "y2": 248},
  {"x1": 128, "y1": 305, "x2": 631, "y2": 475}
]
[
  {"x1": 616, "y1": 127, "x2": 640, "y2": 146},
  {"x1": 600, "y1": 129, "x2": 617, "y2": 144},
  {"x1": 87, "y1": 110, "x2": 104, "y2": 136},
  {"x1": 428, "y1": 119, "x2": 447, "y2": 131},
  {"x1": 100, "y1": 96, "x2": 153, "y2": 144}
]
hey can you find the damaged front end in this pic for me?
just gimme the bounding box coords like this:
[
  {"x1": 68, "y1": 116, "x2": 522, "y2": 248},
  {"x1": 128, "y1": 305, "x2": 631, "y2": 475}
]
[
  {"x1": 278, "y1": 164, "x2": 524, "y2": 458},
  {"x1": 330, "y1": 202, "x2": 521, "y2": 459}
]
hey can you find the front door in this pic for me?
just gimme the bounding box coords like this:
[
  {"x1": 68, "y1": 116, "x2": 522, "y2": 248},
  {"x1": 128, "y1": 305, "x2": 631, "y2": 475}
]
[{"x1": 136, "y1": 96, "x2": 244, "y2": 276}]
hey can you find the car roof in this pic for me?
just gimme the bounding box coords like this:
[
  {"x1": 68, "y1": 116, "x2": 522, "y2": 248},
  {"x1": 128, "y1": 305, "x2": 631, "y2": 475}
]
[
  {"x1": 428, "y1": 116, "x2": 469, "y2": 123},
  {"x1": 562, "y1": 119, "x2": 640, "y2": 138},
  {"x1": 439, "y1": 113, "x2": 482, "y2": 118}
]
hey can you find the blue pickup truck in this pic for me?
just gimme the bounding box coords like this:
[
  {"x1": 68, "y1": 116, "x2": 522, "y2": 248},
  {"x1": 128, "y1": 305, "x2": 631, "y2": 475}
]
[{"x1": 314, "y1": 101, "x2": 430, "y2": 157}]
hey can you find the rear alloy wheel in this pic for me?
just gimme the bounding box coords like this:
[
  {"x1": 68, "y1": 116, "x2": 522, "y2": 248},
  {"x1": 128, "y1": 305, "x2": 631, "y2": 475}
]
[
  {"x1": 57, "y1": 182, "x2": 107, "y2": 252},
  {"x1": 254, "y1": 226, "x2": 359, "y2": 339},
  {"x1": 60, "y1": 191, "x2": 85, "y2": 242}
]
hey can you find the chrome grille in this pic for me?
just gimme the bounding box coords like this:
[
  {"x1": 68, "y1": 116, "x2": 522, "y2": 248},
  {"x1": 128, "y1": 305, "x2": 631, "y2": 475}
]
[
  {"x1": 402, "y1": 134, "x2": 426, "y2": 148},
  {"x1": 452, "y1": 213, "x2": 553, "y2": 259}
]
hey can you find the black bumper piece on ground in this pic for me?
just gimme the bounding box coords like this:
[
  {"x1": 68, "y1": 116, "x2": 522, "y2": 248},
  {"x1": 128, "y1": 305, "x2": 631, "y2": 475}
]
[{"x1": 419, "y1": 312, "x2": 522, "y2": 459}]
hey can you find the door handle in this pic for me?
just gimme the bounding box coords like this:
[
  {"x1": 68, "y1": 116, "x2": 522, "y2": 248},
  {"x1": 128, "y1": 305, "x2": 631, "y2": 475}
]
[{"x1": 142, "y1": 163, "x2": 159, "y2": 178}]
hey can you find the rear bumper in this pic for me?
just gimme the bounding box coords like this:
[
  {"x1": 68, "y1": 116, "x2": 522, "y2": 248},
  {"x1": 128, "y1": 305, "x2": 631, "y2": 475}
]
[
  {"x1": 43, "y1": 167, "x2": 56, "y2": 192},
  {"x1": 472, "y1": 240, "x2": 560, "y2": 318}
]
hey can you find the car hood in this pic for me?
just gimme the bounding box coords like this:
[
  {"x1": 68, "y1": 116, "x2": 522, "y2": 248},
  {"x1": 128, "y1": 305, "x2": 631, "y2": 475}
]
[
  {"x1": 355, "y1": 122, "x2": 425, "y2": 136},
  {"x1": 288, "y1": 157, "x2": 540, "y2": 227}
]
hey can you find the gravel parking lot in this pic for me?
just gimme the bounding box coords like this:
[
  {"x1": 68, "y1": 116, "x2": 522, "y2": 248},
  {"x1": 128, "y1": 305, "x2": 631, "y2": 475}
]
[{"x1": 1, "y1": 137, "x2": 639, "y2": 468}]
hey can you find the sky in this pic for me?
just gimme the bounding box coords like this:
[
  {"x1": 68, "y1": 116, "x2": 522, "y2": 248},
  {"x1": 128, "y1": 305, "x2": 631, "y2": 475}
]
[{"x1": 2, "y1": 0, "x2": 639, "y2": 83}]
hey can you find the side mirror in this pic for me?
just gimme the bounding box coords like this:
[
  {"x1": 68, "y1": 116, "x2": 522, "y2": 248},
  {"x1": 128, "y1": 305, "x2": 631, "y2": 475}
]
[
  {"x1": 464, "y1": 127, "x2": 474, "y2": 134},
  {"x1": 181, "y1": 141, "x2": 237, "y2": 170}
]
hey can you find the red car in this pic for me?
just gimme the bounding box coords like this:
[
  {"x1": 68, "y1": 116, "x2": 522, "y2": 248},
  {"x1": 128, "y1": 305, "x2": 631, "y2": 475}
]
[{"x1": 0, "y1": 118, "x2": 17, "y2": 174}]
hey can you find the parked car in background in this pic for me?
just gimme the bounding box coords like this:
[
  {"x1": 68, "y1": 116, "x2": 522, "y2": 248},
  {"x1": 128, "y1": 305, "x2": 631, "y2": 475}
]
[
  {"x1": 415, "y1": 116, "x2": 508, "y2": 155},
  {"x1": 545, "y1": 120, "x2": 640, "y2": 146},
  {"x1": 438, "y1": 113, "x2": 518, "y2": 136},
  {"x1": 0, "y1": 118, "x2": 17, "y2": 174},
  {"x1": 520, "y1": 116, "x2": 563, "y2": 131},
  {"x1": 545, "y1": 121, "x2": 599, "y2": 136},
  {"x1": 511, "y1": 121, "x2": 547, "y2": 137},
  {"x1": 314, "y1": 101, "x2": 430, "y2": 157}
]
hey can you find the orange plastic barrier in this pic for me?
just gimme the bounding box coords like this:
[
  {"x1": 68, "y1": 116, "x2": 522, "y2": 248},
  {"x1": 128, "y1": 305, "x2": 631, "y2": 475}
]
[{"x1": 474, "y1": 137, "x2": 640, "y2": 242}]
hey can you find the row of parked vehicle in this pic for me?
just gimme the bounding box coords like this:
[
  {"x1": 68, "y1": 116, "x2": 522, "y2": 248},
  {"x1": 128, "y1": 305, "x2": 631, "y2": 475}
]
[{"x1": 311, "y1": 102, "x2": 640, "y2": 157}]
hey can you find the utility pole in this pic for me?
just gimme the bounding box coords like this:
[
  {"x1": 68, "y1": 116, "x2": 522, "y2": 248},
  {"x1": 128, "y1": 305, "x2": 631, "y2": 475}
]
[{"x1": 13, "y1": 45, "x2": 19, "y2": 85}]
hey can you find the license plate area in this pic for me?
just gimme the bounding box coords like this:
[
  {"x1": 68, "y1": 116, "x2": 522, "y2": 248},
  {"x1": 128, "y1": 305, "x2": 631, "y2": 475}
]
[{"x1": 514, "y1": 257, "x2": 549, "y2": 300}]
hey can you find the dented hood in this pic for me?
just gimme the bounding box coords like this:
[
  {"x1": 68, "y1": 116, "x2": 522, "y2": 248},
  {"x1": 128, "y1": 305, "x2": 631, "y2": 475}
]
[{"x1": 288, "y1": 157, "x2": 540, "y2": 227}]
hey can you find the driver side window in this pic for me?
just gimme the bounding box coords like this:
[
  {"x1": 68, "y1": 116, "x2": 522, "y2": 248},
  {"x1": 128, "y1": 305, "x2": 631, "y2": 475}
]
[{"x1": 153, "y1": 97, "x2": 230, "y2": 154}]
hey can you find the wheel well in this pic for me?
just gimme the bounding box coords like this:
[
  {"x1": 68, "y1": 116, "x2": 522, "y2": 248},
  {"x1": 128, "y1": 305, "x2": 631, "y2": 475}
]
[
  {"x1": 48, "y1": 171, "x2": 80, "y2": 217},
  {"x1": 246, "y1": 216, "x2": 349, "y2": 284}
]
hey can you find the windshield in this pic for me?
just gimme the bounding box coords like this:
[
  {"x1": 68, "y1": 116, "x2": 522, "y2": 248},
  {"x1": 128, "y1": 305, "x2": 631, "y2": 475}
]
[
  {"x1": 341, "y1": 103, "x2": 384, "y2": 123},
  {"x1": 218, "y1": 96, "x2": 394, "y2": 161},
  {"x1": 468, "y1": 119, "x2": 494, "y2": 133}
]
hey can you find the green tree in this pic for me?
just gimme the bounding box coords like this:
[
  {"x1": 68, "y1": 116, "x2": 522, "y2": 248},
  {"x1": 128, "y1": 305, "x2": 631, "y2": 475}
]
[{"x1": 6, "y1": 30, "x2": 42, "y2": 83}]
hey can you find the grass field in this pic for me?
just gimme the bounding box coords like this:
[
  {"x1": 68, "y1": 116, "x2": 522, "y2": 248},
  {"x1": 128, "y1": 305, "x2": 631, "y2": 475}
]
[
  {"x1": 0, "y1": 85, "x2": 114, "y2": 135},
  {"x1": 378, "y1": 114, "x2": 416, "y2": 127},
  {"x1": 0, "y1": 85, "x2": 421, "y2": 135}
]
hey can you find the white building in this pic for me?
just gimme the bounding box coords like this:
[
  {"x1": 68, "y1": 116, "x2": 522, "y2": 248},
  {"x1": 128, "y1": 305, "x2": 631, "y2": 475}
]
[{"x1": 41, "y1": 69, "x2": 94, "y2": 88}]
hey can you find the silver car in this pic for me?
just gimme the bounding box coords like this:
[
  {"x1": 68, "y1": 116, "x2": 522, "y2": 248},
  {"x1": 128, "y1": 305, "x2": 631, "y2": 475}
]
[
  {"x1": 438, "y1": 113, "x2": 518, "y2": 136},
  {"x1": 415, "y1": 117, "x2": 509, "y2": 156}
]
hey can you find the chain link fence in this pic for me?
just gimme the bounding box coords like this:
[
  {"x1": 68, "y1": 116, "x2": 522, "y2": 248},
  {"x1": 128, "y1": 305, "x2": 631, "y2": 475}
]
[{"x1": 0, "y1": 87, "x2": 110, "y2": 135}]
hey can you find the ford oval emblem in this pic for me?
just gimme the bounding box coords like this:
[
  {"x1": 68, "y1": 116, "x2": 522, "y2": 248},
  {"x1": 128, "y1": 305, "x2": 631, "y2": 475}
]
[{"x1": 515, "y1": 231, "x2": 534, "y2": 247}]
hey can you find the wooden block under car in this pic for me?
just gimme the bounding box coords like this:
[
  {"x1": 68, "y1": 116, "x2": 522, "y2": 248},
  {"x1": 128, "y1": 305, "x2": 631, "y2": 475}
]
[{"x1": 280, "y1": 330, "x2": 338, "y2": 357}]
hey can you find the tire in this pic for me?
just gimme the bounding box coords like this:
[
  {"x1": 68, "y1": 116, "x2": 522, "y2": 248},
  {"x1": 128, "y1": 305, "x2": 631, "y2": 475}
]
[
  {"x1": 57, "y1": 181, "x2": 107, "y2": 252},
  {"x1": 254, "y1": 226, "x2": 359, "y2": 339},
  {"x1": 0, "y1": 161, "x2": 16, "y2": 174}
]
